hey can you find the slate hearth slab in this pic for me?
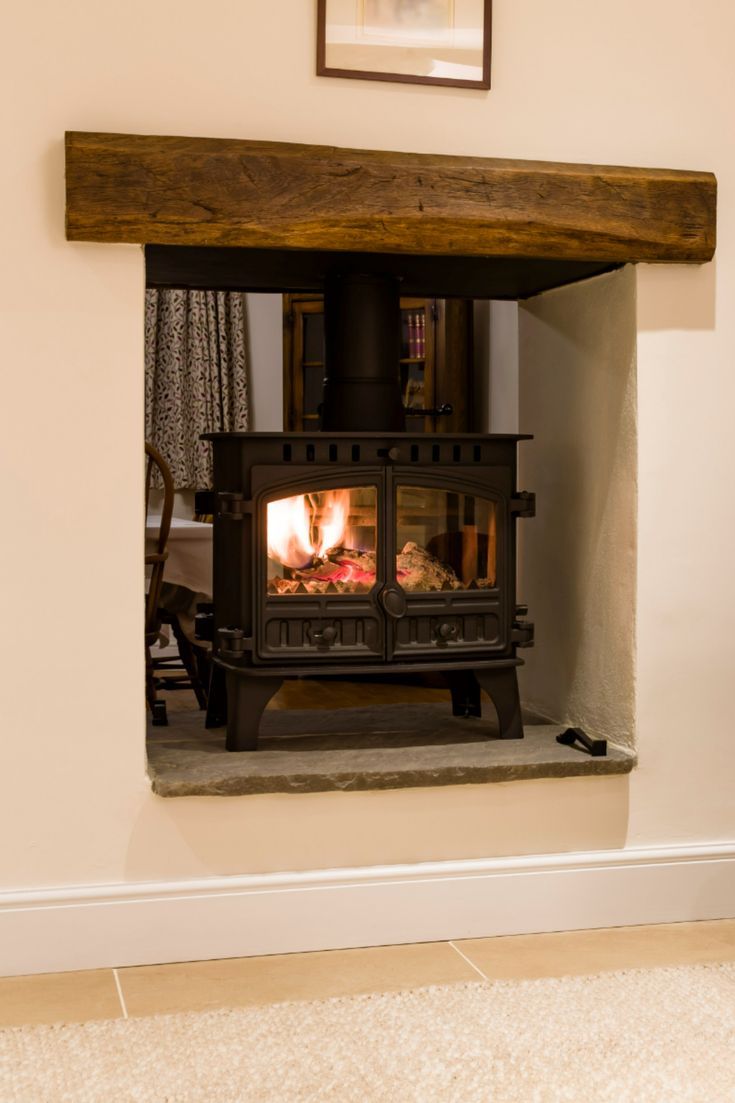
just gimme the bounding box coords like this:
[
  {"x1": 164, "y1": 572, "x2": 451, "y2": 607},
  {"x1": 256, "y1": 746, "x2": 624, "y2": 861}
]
[{"x1": 147, "y1": 703, "x2": 635, "y2": 797}]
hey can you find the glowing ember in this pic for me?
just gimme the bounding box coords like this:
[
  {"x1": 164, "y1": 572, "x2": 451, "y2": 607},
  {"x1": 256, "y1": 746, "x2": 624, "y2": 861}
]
[{"x1": 295, "y1": 556, "x2": 377, "y2": 585}]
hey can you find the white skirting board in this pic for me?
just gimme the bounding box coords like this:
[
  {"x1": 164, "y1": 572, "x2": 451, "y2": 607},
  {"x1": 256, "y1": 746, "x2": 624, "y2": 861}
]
[{"x1": 1, "y1": 843, "x2": 734, "y2": 976}]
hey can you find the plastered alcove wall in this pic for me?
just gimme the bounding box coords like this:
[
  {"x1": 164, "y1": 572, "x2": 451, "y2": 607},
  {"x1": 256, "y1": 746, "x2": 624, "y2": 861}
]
[{"x1": 518, "y1": 267, "x2": 637, "y2": 749}]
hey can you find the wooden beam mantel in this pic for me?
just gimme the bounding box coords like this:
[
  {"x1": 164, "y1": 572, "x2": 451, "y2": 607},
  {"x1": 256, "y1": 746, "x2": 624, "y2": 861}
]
[{"x1": 65, "y1": 131, "x2": 716, "y2": 266}]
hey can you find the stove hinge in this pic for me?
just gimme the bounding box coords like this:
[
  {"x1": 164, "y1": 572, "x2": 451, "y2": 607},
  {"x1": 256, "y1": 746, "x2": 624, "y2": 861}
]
[
  {"x1": 217, "y1": 492, "x2": 253, "y2": 520},
  {"x1": 510, "y1": 491, "x2": 536, "y2": 518},
  {"x1": 217, "y1": 627, "x2": 253, "y2": 660}
]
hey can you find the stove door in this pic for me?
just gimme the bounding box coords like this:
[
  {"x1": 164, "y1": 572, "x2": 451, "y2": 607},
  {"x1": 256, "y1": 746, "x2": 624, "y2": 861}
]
[
  {"x1": 386, "y1": 468, "x2": 512, "y2": 659},
  {"x1": 253, "y1": 466, "x2": 386, "y2": 663}
]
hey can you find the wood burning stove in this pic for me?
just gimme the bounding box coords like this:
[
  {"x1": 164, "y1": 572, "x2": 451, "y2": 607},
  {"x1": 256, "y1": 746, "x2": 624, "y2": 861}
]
[
  {"x1": 203, "y1": 430, "x2": 534, "y2": 749},
  {"x1": 202, "y1": 274, "x2": 535, "y2": 751}
]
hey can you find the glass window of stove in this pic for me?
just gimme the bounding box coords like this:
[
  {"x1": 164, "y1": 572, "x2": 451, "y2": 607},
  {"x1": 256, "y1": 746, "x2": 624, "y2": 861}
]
[
  {"x1": 396, "y1": 486, "x2": 497, "y2": 592},
  {"x1": 267, "y1": 487, "x2": 378, "y2": 595}
]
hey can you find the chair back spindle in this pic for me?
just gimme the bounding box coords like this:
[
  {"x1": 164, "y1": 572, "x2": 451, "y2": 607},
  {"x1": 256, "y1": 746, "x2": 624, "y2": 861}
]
[{"x1": 145, "y1": 442, "x2": 174, "y2": 647}]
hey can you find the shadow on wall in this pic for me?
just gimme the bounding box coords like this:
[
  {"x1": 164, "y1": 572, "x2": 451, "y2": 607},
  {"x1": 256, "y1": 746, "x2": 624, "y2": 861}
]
[
  {"x1": 637, "y1": 259, "x2": 716, "y2": 332},
  {"x1": 517, "y1": 266, "x2": 638, "y2": 751}
]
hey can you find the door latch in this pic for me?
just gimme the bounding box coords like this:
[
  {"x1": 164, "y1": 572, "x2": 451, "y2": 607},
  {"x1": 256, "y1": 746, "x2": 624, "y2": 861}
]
[{"x1": 511, "y1": 621, "x2": 535, "y2": 647}]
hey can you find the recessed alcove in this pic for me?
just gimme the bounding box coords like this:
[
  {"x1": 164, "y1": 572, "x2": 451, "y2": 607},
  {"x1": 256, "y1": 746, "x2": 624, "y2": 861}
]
[
  {"x1": 145, "y1": 265, "x2": 638, "y2": 796},
  {"x1": 65, "y1": 130, "x2": 713, "y2": 795}
]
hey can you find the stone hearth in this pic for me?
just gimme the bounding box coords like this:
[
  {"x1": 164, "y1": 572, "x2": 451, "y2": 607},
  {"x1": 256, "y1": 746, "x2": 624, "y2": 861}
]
[{"x1": 147, "y1": 702, "x2": 634, "y2": 797}]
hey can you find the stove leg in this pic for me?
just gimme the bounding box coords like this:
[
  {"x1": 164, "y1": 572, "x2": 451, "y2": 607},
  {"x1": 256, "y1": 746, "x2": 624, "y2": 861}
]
[
  {"x1": 225, "y1": 673, "x2": 283, "y2": 751},
  {"x1": 445, "y1": 671, "x2": 482, "y2": 718},
  {"x1": 475, "y1": 667, "x2": 524, "y2": 740},
  {"x1": 205, "y1": 663, "x2": 227, "y2": 729}
]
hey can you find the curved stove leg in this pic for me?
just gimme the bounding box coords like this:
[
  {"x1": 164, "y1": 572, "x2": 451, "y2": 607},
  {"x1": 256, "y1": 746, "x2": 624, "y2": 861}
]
[
  {"x1": 225, "y1": 672, "x2": 283, "y2": 751},
  {"x1": 475, "y1": 667, "x2": 524, "y2": 740}
]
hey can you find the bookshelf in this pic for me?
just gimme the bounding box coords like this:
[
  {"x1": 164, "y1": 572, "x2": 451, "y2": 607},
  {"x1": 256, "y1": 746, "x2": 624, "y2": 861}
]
[{"x1": 282, "y1": 295, "x2": 474, "y2": 433}]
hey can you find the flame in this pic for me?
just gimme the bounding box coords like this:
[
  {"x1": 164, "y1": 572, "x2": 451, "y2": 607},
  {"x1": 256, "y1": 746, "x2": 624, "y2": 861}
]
[
  {"x1": 267, "y1": 490, "x2": 350, "y2": 569},
  {"x1": 317, "y1": 492, "x2": 348, "y2": 558}
]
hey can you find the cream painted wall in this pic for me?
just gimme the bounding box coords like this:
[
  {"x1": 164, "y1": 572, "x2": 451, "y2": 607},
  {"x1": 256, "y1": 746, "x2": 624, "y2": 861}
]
[{"x1": 2, "y1": 1, "x2": 734, "y2": 892}]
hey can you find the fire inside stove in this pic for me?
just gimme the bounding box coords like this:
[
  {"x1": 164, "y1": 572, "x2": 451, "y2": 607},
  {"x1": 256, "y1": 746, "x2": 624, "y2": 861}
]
[{"x1": 267, "y1": 486, "x2": 497, "y2": 595}]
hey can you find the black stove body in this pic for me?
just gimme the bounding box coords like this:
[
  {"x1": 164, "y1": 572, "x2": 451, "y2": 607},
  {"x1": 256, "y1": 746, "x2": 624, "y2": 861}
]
[{"x1": 204, "y1": 430, "x2": 534, "y2": 750}]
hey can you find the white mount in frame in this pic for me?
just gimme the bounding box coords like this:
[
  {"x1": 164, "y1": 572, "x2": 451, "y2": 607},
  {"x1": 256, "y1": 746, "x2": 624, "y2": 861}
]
[{"x1": 317, "y1": 0, "x2": 492, "y2": 90}]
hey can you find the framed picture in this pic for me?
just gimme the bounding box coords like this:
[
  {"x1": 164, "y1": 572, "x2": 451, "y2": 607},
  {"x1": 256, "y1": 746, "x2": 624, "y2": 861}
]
[{"x1": 317, "y1": 0, "x2": 491, "y2": 90}]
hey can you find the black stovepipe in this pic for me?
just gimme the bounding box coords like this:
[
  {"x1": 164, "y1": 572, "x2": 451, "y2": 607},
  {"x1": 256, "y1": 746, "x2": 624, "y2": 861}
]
[{"x1": 321, "y1": 272, "x2": 406, "y2": 433}]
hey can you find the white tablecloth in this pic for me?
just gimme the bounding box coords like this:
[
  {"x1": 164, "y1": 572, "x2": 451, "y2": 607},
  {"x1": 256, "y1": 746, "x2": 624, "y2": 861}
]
[{"x1": 146, "y1": 515, "x2": 213, "y2": 596}]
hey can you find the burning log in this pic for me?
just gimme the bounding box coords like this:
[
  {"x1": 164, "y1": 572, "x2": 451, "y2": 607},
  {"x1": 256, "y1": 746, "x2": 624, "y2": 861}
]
[
  {"x1": 269, "y1": 542, "x2": 493, "y2": 595},
  {"x1": 396, "y1": 542, "x2": 462, "y2": 592},
  {"x1": 268, "y1": 547, "x2": 376, "y2": 595},
  {"x1": 269, "y1": 542, "x2": 470, "y2": 595},
  {"x1": 267, "y1": 541, "x2": 496, "y2": 595},
  {"x1": 294, "y1": 548, "x2": 377, "y2": 585}
]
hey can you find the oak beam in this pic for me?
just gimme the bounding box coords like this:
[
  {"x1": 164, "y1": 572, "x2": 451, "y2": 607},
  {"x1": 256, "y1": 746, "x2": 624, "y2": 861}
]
[{"x1": 65, "y1": 131, "x2": 716, "y2": 265}]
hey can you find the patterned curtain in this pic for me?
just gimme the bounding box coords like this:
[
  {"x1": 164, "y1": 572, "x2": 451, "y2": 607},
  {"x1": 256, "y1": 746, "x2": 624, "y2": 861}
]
[{"x1": 145, "y1": 289, "x2": 250, "y2": 488}]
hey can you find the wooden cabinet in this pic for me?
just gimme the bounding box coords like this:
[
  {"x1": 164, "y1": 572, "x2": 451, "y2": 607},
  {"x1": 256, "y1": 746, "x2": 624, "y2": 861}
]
[{"x1": 283, "y1": 295, "x2": 474, "y2": 434}]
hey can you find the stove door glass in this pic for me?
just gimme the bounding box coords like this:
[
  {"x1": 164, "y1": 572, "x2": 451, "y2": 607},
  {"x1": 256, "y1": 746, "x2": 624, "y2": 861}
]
[
  {"x1": 396, "y1": 485, "x2": 497, "y2": 592},
  {"x1": 266, "y1": 486, "x2": 378, "y2": 595}
]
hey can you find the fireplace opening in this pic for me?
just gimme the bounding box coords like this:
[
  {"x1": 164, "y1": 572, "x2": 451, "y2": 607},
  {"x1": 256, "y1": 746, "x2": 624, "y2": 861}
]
[{"x1": 145, "y1": 266, "x2": 637, "y2": 793}]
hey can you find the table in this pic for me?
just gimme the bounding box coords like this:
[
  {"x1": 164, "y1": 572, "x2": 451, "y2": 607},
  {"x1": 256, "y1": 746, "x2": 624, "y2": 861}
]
[
  {"x1": 146, "y1": 515, "x2": 214, "y2": 650},
  {"x1": 145, "y1": 515, "x2": 213, "y2": 597}
]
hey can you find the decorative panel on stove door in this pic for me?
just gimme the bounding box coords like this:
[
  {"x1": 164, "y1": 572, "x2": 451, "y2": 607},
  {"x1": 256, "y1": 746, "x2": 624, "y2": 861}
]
[{"x1": 387, "y1": 468, "x2": 511, "y2": 659}]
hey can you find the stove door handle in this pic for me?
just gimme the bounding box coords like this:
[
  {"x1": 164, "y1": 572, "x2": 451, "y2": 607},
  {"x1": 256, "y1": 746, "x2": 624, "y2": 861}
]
[{"x1": 379, "y1": 585, "x2": 407, "y2": 620}]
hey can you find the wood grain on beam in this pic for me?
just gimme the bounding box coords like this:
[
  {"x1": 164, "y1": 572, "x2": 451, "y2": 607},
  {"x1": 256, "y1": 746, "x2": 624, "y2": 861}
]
[{"x1": 65, "y1": 131, "x2": 716, "y2": 264}]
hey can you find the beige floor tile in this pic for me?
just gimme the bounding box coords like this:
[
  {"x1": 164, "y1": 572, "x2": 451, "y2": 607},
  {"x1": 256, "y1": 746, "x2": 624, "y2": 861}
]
[
  {"x1": 706, "y1": 917, "x2": 735, "y2": 950},
  {"x1": 455, "y1": 919, "x2": 735, "y2": 980},
  {"x1": 0, "y1": 969, "x2": 122, "y2": 1027},
  {"x1": 118, "y1": 941, "x2": 479, "y2": 1017}
]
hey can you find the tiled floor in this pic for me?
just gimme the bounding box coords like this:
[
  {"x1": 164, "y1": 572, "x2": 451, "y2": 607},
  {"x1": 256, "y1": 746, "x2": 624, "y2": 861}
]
[{"x1": 1, "y1": 920, "x2": 733, "y2": 1027}]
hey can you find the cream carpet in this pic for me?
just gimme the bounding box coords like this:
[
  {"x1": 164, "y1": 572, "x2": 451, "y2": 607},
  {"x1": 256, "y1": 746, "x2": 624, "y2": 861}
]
[{"x1": 3, "y1": 964, "x2": 735, "y2": 1102}]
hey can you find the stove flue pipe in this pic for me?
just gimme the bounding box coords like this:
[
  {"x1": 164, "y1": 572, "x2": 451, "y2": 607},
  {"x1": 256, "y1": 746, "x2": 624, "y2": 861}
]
[{"x1": 321, "y1": 273, "x2": 406, "y2": 433}]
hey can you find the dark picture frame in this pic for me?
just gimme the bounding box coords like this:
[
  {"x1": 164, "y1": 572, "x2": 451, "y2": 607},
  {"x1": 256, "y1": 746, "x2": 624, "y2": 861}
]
[{"x1": 317, "y1": 0, "x2": 491, "y2": 90}]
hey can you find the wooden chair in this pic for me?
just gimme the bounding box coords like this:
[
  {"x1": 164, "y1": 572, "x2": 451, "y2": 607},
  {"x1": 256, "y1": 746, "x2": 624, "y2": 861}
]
[
  {"x1": 156, "y1": 601, "x2": 210, "y2": 711},
  {"x1": 146, "y1": 455, "x2": 211, "y2": 721},
  {"x1": 145, "y1": 442, "x2": 174, "y2": 725}
]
